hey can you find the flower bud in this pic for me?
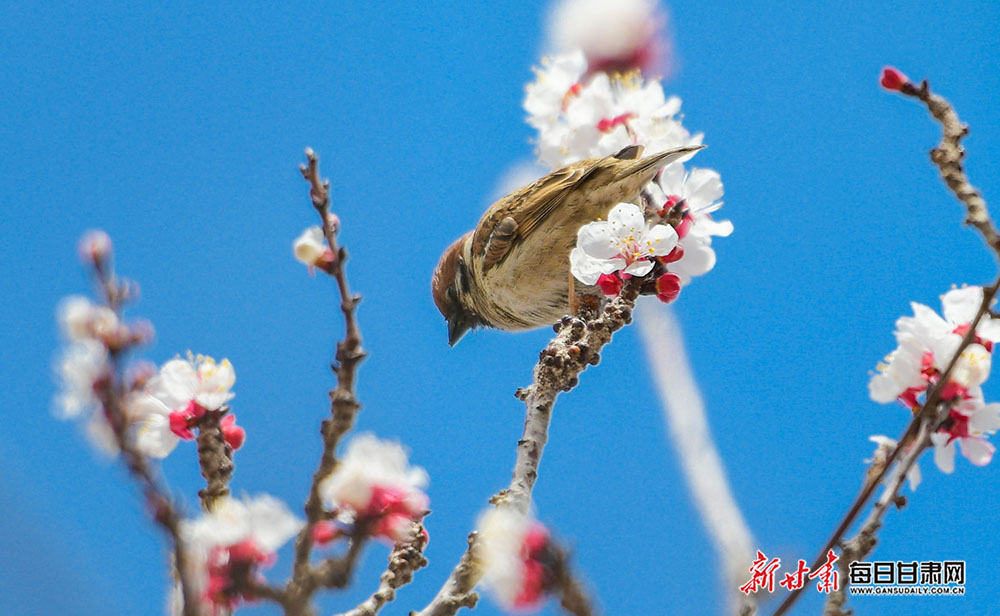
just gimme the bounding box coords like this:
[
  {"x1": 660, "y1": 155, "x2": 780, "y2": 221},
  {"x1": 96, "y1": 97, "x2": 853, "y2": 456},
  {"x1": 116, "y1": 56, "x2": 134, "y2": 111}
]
[
  {"x1": 655, "y1": 272, "x2": 682, "y2": 304},
  {"x1": 880, "y1": 66, "x2": 909, "y2": 92},
  {"x1": 78, "y1": 230, "x2": 112, "y2": 265}
]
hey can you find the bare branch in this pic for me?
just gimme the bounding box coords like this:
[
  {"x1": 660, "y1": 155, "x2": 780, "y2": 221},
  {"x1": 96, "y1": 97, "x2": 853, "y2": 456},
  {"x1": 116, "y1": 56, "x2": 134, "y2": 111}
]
[
  {"x1": 773, "y1": 75, "x2": 998, "y2": 616},
  {"x1": 335, "y1": 534, "x2": 428, "y2": 616},
  {"x1": 902, "y1": 80, "x2": 1000, "y2": 254},
  {"x1": 285, "y1": 148, "x2": 370, "y2": 615},
  {"x1": 416, "y1": 283, "x2": 641, "y2": 616},
  {"x1": 195, "y1": 409, "x2": 234, "y2": 511},
  {"x1": 89, "y1": 266, "x2": 200, "y2": 616}
]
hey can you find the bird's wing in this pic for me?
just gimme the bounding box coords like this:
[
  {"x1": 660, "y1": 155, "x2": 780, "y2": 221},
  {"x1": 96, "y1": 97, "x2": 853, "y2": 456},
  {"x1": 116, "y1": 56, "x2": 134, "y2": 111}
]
[{"x1": 473, "y1": 152, "x2": 631, "y2": 271}]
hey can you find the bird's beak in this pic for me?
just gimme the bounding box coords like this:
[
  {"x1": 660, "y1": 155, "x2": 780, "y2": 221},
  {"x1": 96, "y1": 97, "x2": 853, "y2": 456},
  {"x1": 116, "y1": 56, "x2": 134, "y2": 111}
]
[{"x1": 447, "y1": 314, "x2": 472, "y2": 347}]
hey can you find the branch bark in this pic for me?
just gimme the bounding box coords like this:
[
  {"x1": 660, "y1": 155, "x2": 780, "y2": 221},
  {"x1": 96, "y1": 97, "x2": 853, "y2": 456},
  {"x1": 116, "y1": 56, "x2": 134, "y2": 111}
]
[
  {"x1": 415, "y1": 282, "x2": 641, "y2": 616},
  {"x1": 90, "y1": 266, "x2": 200, "y2": 616},
  {"x1": 772, "y1": 73, "x2": 1000, "y2": 616},
  {"x1": 196, "y1": 409, "x2": 234, "y2": 512},
  {"x1": 286, "y1": 148, "x2": 369, "y2": 615}
]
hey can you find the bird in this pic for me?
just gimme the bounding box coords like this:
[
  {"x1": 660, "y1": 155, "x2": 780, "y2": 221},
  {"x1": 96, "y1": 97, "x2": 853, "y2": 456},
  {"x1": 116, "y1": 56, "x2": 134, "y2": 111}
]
[{"x1": 431, "y1": 144, "x2": 703, "y2": 345}]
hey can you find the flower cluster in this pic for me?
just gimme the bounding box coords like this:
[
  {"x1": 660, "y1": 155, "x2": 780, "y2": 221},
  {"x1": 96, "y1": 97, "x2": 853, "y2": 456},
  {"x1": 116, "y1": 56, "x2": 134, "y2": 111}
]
[
  {"x1": 317, "y1": 433, "x2": 429, "y2": 544},
  {"x1": 526, "y1": 50, "x2": 730, "y2": 303},
  {"x1": 181, "y1": 495, "x2": 303, "y2": 613},
  {"x1": 54, "y1": 232, "x2": 156, "y2": 454},
  {"x1": 546, "y1": 0, "x2": 666, "y2": 77},
  {"x1": 869, "y1": 286, "x2": 1000, "y2": 473},
  {"x1": 130, "y1": 355, "x2": 244, "y2": 459},
  {"x1": 569, "y1": 202, "x2": 679, "y2": 301},
  {"x1": 526, "y1": 50, "x2": 699, "y2": 170},
  {"x1": 477, "y1": 509, "x2": 555, "y2": 612}
]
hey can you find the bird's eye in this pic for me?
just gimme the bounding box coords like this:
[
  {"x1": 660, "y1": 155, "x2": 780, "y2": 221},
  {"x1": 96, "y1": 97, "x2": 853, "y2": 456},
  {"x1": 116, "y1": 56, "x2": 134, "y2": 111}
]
[{"x1": 446, "y1": 285, "x2": 458, "y2": 304}]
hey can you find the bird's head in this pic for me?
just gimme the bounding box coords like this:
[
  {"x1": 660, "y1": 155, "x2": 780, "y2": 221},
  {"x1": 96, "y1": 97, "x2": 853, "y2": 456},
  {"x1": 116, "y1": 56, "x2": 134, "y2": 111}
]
[{"x1": 431, "y1": 232, "x2": 483, "y2": 346}]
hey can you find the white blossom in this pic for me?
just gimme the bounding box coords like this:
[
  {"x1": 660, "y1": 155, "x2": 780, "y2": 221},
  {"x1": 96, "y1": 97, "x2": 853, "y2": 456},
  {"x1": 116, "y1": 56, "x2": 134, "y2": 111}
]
[
  {"x1": 319, "y1": 433, "x2": 428, "y2": 516},
  {"x1": 477, "y1": 508, "x2": 550, "y2": 610},
  {"x1": 526, "y1": 52, "x2": 700, "y2": 169},
  {"x1": 149, "y1": 355, "x2": 235, "y2": 413},
  {"x1": 547, "y1": 0, "x2": 661, "y2": 71},
  {"x1": 293, "y1": 226, "x2": 328, "y2": 268},
  {"x1": 182, "y1": 494, "x2": 302, "y2": 555},
  {"x1": 570, "y1": 202, "x2": 677, "y2": 284},
  {"x1": 58, "y1": 295, "x2": 120, "y2": 342},
  {"x1": 180, "y1": 494, "x2": 302, "y2": 602},
  {"x1": 128, "y1": 392, "x2": 180, "y2": 458},
  {"x1": 524, "y1": 50, "x2": 587, "y2": 132},
  {"x1": 649, "y1": 164, "x2": 733, "y2": 283},
  {"x1": 54, "y1": 339, "x2": 108, "y2": 419},
  {"x1": 869, "y1": 286, "x2": 1000, "y2": 404}
]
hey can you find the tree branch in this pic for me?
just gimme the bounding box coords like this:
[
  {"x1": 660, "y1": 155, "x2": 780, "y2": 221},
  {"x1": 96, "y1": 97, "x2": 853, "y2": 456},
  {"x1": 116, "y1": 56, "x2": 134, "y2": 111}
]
[
  {"x1": 286, "y1": 148, "x2": 368, "y2": 615},
  {"x1": 89, "y1": 266, "x2": 200, "y2": 616},
  {"x1": 415, "y1": 283, "x2": 641, "y2": 616},
  {"x1": 772, "y1": 74, "x2": 999, "y2": 616},
  {"x1": 195, "y1": 409, "x2": 234, "y2": 512},
  {"x1": 335, "y1": 534, "x2": 428, "y2": 616}
]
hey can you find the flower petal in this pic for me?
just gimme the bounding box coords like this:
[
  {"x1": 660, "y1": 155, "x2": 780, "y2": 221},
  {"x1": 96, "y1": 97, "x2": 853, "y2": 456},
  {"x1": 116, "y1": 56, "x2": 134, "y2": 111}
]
[
  {"x1": 959, "y1": 436, "x2": 995, "y2": 466},
  {"x1": 969, "y1": 403, "x2": 1000, "y2": 434},
  {"x1": 607, "y1": 202, "x2": 646, "y2": 233},
  {"x1": 930, "y1": 432, "x2": 956, "y2": 474},
  {"x1": 643, "y1": 224, "x2": 678, "y2": 257},
  {"x1": 576, "y1": 221, "x2": 620, "y2": 259},
  {"x1": 940, "y1": 286, "x2": 982, "y2": 325}
]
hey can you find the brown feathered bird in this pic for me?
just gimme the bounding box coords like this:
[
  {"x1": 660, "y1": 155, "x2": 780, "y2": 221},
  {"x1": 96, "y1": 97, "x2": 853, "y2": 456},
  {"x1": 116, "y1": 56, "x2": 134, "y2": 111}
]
[{"x1": 432, "y1": 144, "x2": 703, "y2": 345}]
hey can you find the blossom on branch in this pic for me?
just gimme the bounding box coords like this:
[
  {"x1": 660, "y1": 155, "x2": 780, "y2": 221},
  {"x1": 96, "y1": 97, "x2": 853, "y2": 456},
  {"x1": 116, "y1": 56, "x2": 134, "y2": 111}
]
[
  {"x1": 525, "y1": 51, "x2": 699, "y2": 169},
  {"x1": 930, "y1": 394, "x2": 1000, "y2": 473},
  {"x1": 569, "y1": 202, "x2": 677, "y2": 285},
  {"x1": 546, "y1": 0, "x2": 667, "y2": 77},
  {"x1": 648, "y1": 164, "x2": 733, "y2": 283},
  {"x1": 870, "y1": 286, "x2": 1000, "y2": 475},
  {"x1": 130, "y1": 354, "x2": 237, "y2": 458},
  {"x1": 181, "y1": 495, "x2": 302, "y2": 613},
  {"x1": 318, "y1": 433, "x2": 429, "y2": 543},
  {"x1": 293, "y1": 225, "x2": 334, "y2": 273},
  {"x1": 869, "y1": 286, "x2": 1000, "y2": 407},
  {"x1": 525, "y1": 49, "x2": 730, "y2": 295},
  {"x1": 477, "y1": 508, "x2": 555, "y2": 612},
  {"x1": 58, "y1": 296, "x2": 121, "y2": 344}
]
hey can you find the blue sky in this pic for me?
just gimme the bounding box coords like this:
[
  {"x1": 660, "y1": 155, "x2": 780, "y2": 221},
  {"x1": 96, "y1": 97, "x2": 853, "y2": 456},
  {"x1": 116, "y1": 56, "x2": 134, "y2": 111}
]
[{"x1": 2, "y1": 1, "x2": 1000, "y2": 615}]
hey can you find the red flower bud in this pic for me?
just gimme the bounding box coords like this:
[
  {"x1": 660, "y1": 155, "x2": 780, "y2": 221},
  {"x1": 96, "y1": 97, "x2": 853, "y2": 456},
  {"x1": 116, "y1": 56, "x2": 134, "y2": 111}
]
[
  {"x1": 596, "y1": 273, "x2": 623, "y2": 296},
  {"x1": 655, "y1": 273, "x2": 682, "y2": 304},
  {"x1": 221, "y1": 413, "x2": 246, "y2": 450},
  {"x1": 880, "y1": 66, "x2": 909, "y2": 91},
  {"x1": 312, "y1": 520, "x2": 340, "y2": 545}
]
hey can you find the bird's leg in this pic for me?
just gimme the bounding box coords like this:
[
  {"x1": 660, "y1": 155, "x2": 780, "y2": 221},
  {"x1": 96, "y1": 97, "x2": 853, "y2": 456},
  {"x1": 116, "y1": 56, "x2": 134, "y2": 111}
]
[{"x1": 567, "y1": 268, "x2": 579, "y2": 315}]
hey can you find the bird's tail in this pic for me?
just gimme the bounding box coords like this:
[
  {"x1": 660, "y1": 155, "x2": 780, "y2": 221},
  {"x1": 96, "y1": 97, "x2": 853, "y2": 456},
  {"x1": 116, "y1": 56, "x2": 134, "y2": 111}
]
[{"x1": 616, "y1": 144, "x2": 705, "y2": 181}]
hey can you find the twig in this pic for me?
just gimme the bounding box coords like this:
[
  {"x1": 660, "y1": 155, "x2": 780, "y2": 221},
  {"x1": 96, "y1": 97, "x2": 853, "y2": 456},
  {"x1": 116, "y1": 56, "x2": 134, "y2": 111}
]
[
  {"x1": 903, "y1": 79, "x2": 1000, "y2": 253},
  {"x1": 310, "y1": 537, "x2": 366, "y2": 590},
  {"x1": 335, "y1": 534, "x2": 429, "y2": 616},
  {"x1": 772, "y1": 74, "x2": 999, "y2": 616},
  {"x1": 550, "y1": 544, "x2": 596, "y2": 616},
  {"x1": 415, "y1": 282, "x2": 641, "y2": 616},
  {"x1": 286, "y1": 148, "x2": 368, "y2": 615},
  {"x1": 91, "y1": 267, "x2": 200, "y2": 616},
  {"x1": 823, "y1": 418, "x2": 932, "y2": 616},
  {"x1": 195, "y1": 409, "x2": 234, "y2": 511}
]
